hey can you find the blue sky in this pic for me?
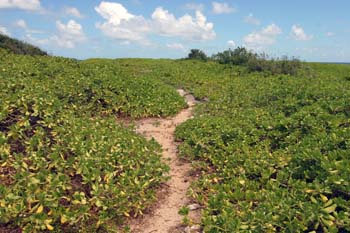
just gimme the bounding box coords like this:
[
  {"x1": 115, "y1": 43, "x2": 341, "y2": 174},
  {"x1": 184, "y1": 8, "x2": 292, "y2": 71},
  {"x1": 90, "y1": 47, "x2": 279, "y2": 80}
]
[{"x1": 0, "y1": 0, "x2": 349, "y2": 62}]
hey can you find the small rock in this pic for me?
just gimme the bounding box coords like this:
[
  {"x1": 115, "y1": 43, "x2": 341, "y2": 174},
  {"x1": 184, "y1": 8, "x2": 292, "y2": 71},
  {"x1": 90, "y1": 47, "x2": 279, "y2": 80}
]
[{"x1": 187, "y1": 203, "x2": 201, "y2": 210}]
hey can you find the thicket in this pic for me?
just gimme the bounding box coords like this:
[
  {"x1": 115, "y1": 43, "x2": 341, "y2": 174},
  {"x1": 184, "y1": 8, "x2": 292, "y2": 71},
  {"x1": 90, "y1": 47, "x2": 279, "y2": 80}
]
[
  {"x1": 187, "y1": 49, "x2": 208, "y2": 61},
  {"x1": 0, "y1": 34, "x2": 47, "y2": 56},
  {"x1": 187, "y1": 47, "x2": 303, "y2": 75},
  {"x1": 246, "y1": 54, "x2": 302, "y2": 75},
  {"x1": 212, "y1": 47, "x2": 254, "y2": 66}
]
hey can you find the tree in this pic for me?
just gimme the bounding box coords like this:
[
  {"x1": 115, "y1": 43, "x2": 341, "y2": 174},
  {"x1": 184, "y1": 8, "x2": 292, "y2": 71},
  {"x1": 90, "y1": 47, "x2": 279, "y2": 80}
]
[
  {"x1": 187, "y1": 49, "x2": 208, "y2": 61},
  {"x1": 212, "y1": 47, "x2": 255, "y2": 65}
]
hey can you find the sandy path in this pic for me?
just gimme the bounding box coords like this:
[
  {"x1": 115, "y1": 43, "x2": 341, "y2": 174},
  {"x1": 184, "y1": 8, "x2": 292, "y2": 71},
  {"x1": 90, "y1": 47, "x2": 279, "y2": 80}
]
[{"x1": 130, "y1": 90, "x2": 200, "y2": 233}]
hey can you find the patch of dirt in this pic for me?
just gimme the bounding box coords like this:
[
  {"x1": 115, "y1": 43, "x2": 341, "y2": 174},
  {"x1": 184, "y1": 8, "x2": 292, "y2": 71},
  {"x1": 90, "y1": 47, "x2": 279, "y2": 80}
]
[
  {"x1": 129, "y1": 90, "x2": 201, "y2": 233},
  {"x1": 0, "y1": 165, "x2": 16, "y2": 185},
  {"x1": 0, "y1": 223, "x2": 22, "y2": 233}
]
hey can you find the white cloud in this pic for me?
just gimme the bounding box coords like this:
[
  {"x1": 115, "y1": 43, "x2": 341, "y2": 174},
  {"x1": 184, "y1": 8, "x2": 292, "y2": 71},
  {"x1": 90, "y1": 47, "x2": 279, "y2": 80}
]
[
  {"x1": 95, "y1": 2, "x2": 216, "y2": 43},
  {"x1": 21, "y1": 19, "x2": 85, "y2": 50},
  {"x1": 25, "y1": 34, "x2": 49, "y2": 46},
  {"x1": 152, "y1": 7, "x2": 215, "y2": 41},
  {"x1": 244, "y1": 13, "x2": 260, "y2": 26},
  {"x1": 212, "y1": 2, "x2": 236, "y2": 14},
  {"x1": 326, "y1": 31, "x2": 335, "y2": 37},
  {"x1": 185, "y1": 3, "x2": 204, "y2": 11},
  {"x1": 14, "y1": 19, "x2": 43, "y2": 34},
  {"x1": 0, "y1": 26, "x2": 10, "y2": 36},
  {"x1": 0, "y1": 0, "x2": 42, "y2": 11},
  {"x1": 14, "y1": 19, "x2": 27, "y2": 29},
  {"x1": 95, "y1": 2, "x2": 150, "y2": 42},
  {"x1": 166, "y1": 43, "x2": 185, "y2": 51},
  {"x1": 64, "y1": 7, "x2": 83, "y2": 18},
  {"x1": 53, "y1": 20, "x2": 86, "y2": 48},
  {"x1": 262, "y1": 24, "x2": 282, "y2": 35},
  {"x1": 227, "y1": 40, "x2": 236, "y2": 47},
  {"x1": 290, "y1": 25, "x2": 313, "y2": 41},
  {"x1": 95, "y1": 2, "x2": 134, "y2": 25},
  {"x1": 243, "y1": 23, "x2": 282, "y2": 48}
]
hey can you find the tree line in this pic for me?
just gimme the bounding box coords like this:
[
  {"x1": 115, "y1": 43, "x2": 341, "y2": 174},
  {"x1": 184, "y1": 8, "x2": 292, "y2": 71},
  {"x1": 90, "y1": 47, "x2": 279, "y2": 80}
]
[
  {"x1": 186, "y1": 48, "x2": 303, "y2": 75},
  {"x1": 0, "y1": 34, "x2": 47, "y2": 56}
]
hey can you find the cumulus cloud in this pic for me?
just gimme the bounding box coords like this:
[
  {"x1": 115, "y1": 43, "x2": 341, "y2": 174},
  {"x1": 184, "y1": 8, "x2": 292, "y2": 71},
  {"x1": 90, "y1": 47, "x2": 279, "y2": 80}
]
[
  {"x1": 64, "y1": 7, "x2": 83, "y2": 18},
  {"x1": 0, "y1": 0, "x2": 42, "y2": 11},
  {"x1": 0, "y1": 26, "x2": 10, "y2": 36},
  {"x1": 21, "y1": 19, "x2": 85, "y2": 49},
  {"x1": 262, "y1": 24, "x2": 282, "y2": 35},
  {"x1": 14, "y1": 19, "x2": 43, "y2": 34},
  {"x1": 290, "y1": 25, "x2": 313, "y2": 41},
  {"x1": 95, "y1": 2, "x2": 134, "y2": 25},
  {"x1": 25, "y1": 34, "x2": 49, "y2": 46},
  {"x1": 95, "y1": 2, "x2": 150, "y2": 42},
  {"x1": 244, "y1": 23, "x2": 282, "y2": 48},
  {"x1": 53, "y1": 20, "x2": 86, "y2": 48},
  {"x1": 185, "y1": 3, "x2": 204, "y2": 11},
  {"x1": 95, "y1": 1, "x2": 216, "y2": 43},
  {"x1": 14, "y1": 19, "x2": 27, "y2": 29},
  {"x1": 227, "y1": 40, "x2": 236, "y2": 47},
  {"x1": 212, "y1": 2, "x2": 236, "y2": 14},
  {"x1": 152, "y1": 7, "x2": 215, "y2": 41},
  {"x1": 244, "y1": 13, "x2": 260, "y2": 26},
  {"x1": 166, "y1": 43, "x2": 185, "y2": 51}
]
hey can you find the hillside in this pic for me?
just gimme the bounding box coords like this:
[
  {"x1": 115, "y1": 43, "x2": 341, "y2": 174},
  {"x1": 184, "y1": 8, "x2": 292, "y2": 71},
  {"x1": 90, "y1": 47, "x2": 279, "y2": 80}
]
[
  {"x1": 0, "y1": 48, "x2": 349, "y2": 232},
  {"x1": 0, "y1": 34, "x2": 47, "y2": 56}
]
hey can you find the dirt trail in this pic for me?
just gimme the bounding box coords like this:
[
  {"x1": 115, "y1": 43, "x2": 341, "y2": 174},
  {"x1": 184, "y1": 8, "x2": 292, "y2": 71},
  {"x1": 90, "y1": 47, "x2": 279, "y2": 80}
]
[{"x1": 130, "y1": 90, "x2": 201, "y2": 233}]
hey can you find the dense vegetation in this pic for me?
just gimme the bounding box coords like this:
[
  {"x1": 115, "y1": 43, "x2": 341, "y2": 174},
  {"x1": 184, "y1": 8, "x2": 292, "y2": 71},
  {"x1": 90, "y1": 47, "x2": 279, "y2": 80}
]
[
  {"x1": 187, "y1": 49, "x2": 209, "y2": 62},
  {"x1": 0, "y1": 34, "x2": 47, "y2": 56},
  {"x1": 163, "y1": 61, "x2": 350, "y2": 232},
  {"x1": 0, "y1": 48, "x2": 184, "y2": 232},
  {"x1": 87, "y1": 58, "x2": 350, "y2": 232},
  {"x1": 187, "y1": 47, "x2": 303, "y2": 75},
  {"x1": 175, "y1": 67, "x2": 350, "y2": 232},
  {"x1": 1, "y1": 39, "x2": 350, "y2": 232}
]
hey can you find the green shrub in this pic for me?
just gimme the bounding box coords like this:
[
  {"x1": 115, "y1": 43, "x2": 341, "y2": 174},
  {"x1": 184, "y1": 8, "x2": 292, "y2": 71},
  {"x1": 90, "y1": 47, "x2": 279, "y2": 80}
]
[
  {"x1": 212, "y1": 47, "x2": 255, "y2": 65},
  {"x1": 211, "y1": 47, "x2": 303, "y2": 75},
  {"x1": 187, "y1": 49, "x2": 208, "y2": 61},
  {"x1": 247, "y1": 55, "x2": 302, "y2": 75}
]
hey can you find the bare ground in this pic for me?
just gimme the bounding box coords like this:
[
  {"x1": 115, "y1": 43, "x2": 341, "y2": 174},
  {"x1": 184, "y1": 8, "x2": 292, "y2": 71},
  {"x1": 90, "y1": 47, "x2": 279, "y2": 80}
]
[{"x1": 129, "y1": 90, "x2": 201, "y2": 233}]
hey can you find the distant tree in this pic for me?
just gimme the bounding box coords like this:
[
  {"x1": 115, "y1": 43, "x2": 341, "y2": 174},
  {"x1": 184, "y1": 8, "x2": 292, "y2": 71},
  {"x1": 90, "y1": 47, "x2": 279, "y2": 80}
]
[
  {"x1": 212, "y1": 47, "x2": 256, "y2": 65},
  {"x1": 211, "y1": 46, "x2": 303, "y2": 75},
  {"x1": 247, "y1": 54, "x2": 302, "y2": 75},
  {"x1": 187, "y1": 49, "x2": 208, "y2": 61}
]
